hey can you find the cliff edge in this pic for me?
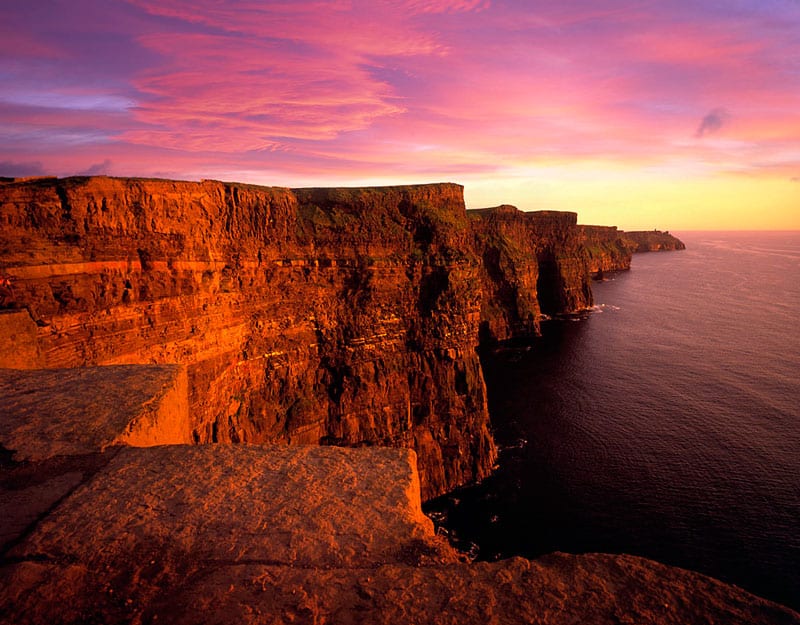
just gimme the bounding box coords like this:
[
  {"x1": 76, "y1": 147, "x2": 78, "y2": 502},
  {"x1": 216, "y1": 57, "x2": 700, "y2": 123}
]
[
  {"x1": 0, "y1": 379, "x2": 794, "y2": 624},
  {"x1": 0, "y1": 176, "x2": 497, "y2": 498}
]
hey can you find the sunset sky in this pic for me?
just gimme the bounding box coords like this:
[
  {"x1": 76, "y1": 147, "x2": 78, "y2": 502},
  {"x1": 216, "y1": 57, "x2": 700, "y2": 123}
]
[{"x1": 2, "y1": 0, "x2": 799, "y2": 229}]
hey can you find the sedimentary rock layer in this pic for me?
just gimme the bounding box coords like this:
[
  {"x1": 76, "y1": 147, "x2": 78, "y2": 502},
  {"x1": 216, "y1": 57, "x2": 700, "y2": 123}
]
[
  {"x1": 0, "y1": 176, "x2": 680, "y2": 497},
  {"x1": 0, "y1": 177, "x2": 499, "y2": 498}
]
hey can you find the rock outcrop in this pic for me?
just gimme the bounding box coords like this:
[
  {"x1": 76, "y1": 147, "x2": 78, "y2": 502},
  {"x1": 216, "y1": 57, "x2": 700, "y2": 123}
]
[
  {"x1": 0, "y1": 177, "x2": 500, "y2": 498},
  {"x1": 0, "y1": 176, "x2": 681, "y2": 498},
  {"x1": 624, "y1": 229, "x2": 686, "y2": 252},
  {"x1": 468, "y1": 205, "x2": 593, "y2": 345},
  {"x1": 1, "y1": 429, "x2": 795, "y2": 625},
  {"x1": 579, "y1": 225, "x2": 636, "y2": 277},
  {"x1": 578, "y1": 226, "x2": 685, "y2": 277},
  {"x1": 0, "y1": 365, "x2": 190, "y2": 461}
]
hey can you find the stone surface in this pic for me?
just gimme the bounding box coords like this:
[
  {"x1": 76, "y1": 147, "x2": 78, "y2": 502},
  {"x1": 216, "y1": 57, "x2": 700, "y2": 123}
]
[
  {"x1": 0, "y1": 310, "x2": 42, "y2": 369},
  {"x1": 0, "y1": 365, "x2": 190, "y2": 461},
  {"x1": 1, "y1": 444, "x2": 796, "y2": 625},
  {"x1": 10, "y1": 445, "x2": 450, "y2": 570},
  {"x1": 144, "y1": 555, "x2": 800, "y2": 625}
]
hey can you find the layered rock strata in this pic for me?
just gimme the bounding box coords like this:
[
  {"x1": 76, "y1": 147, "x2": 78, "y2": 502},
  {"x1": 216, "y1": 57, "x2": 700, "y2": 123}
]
[
  {"x1": 0, "y1": 177, "x2": 497, "y2": 498},
  {"x1": 468, "y1": 205, "x2": 594, "y2": 344},
  {"x1": 0, "y1": 176, "x2": 681, "y2": 498}
]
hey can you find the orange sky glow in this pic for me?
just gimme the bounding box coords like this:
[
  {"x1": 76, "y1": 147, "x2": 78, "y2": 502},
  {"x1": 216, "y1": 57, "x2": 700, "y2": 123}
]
[{"x1": 2, "y1": 0, "x2": 799, "y2": 229}]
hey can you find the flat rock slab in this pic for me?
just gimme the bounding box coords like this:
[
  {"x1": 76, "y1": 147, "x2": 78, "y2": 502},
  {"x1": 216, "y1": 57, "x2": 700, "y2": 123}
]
[
  {"x1": 0, "y1": 365, "x2": 190, "y2": 461},
  {"x1": 1, "y1": 444, "x2": 797, "y2": 625},
  {"x1": 145, "y1": 554, "x2": 800, "y2": 625},
  {"x1": 11, "y1": 444, "x2": 450, "y2": 570},
  {"x1": 3, "y1": 553, "x2": 797, "y2": 625},
  {"x1": 2, "y1": 444, "x2": 455, "y2": 624}
]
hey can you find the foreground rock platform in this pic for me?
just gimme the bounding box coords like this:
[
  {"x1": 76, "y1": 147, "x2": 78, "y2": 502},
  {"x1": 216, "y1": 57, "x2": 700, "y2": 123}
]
[
  {"x1": 1, "y1": 443, "x2": 797, "y2": 625},
  {"x1": 0, "y1": 365, "x2": 191, "y2": 462}
]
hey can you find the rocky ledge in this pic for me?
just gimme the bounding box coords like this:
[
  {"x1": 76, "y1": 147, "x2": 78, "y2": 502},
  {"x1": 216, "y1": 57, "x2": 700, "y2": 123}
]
[{"x1": 0, "y1": 367, "x2": 795, "y2": 624}]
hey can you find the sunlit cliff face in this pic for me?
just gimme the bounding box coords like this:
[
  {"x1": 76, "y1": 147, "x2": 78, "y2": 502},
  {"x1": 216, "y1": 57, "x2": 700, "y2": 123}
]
[{"x1": 2, "y1": 0, "x2": 799, "y2": 229}]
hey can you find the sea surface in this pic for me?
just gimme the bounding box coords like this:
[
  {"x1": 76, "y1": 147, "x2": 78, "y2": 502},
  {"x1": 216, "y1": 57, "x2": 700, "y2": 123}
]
[{"x1": 426, "y1": 231, "x2": 800, "y2": 610}]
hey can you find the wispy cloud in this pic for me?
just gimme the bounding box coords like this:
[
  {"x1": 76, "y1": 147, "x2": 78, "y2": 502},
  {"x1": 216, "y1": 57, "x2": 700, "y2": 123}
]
[
  {"x1": 79, "y1": 159, "x2": 113, "y2": 176},
  {"x1": 695, "y1": 108, "x2": 730, "y2": 138},
  {"x1": 0, "y1": 0, "x2": 799, "y2": 226},
  {"x1": 0, "y1": 160, "x2": 46, "y2": 177}
]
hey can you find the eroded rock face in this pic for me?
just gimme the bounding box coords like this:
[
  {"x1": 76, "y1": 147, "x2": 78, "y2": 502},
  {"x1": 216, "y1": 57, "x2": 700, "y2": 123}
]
[
  {"x1": 580, "y1": 225, "x2": 637, "y2": 277},
  {"x1": 469, "y1": 206, "x2": 594, "y2": 344},
  {"x1": 1, "y1": 177, "x2": 663, "y2": 498},
  {"x1": 0, "y1": 177, "x2": 497, "y2": 498}
]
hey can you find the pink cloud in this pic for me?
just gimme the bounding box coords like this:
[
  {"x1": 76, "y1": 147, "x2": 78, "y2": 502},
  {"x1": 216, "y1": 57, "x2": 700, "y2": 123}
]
[
  {"x1": 2, "y1": 0, "x2": 799, "y2": 199},
  {"x1": 123, "y1": 32, "x2": 405, "y2": 151},
  {"x1": 397, "y1": 0, "x2": 490, "y2": 13}
]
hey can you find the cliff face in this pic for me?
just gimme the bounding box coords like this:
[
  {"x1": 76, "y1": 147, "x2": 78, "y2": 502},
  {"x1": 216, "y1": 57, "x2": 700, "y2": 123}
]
[
  {"x1": 526, "y1": 210, "x2": 594, "y2": 315},
  {"x1": 468, "y1": 206, "x2": 593, "y2": 344},
  {"x1": 0, "y1": 176, "x2": 496, "y2": 498},
  {"x1": 624, "y1": 230, "x2": 686, "y2": 252},
  {"x1": 579, "y1": 225, "x2": 636, "y2": 277},
  {"x1": 0, "y1": 177, "x2": 619, "y2": 499}
]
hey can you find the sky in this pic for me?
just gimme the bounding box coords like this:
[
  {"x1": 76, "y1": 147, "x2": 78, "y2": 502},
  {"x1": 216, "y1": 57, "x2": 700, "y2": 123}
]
[{"x1": 2, "y1": 0, "x2": 799, "y2": 230}]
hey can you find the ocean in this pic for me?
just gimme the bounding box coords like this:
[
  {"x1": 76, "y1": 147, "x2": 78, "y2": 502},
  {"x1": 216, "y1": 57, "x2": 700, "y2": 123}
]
[{"x1": 426, "y1": 231, "x2": 800, "y2": 610}]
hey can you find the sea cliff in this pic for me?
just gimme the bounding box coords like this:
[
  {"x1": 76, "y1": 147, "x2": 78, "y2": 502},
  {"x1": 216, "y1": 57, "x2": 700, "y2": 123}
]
[
  {"x1": 579, "y1": 225, "x2": 685, "y2": 277},
  {"x1": 0, "y1": 177, "x2": 498, "y2": 498},
  {"x1": 0, "y1": 176, "x2": 683, "y2": 498},
  {"x1": 624, "y1": 229, "x2": 687, "y2": 252},
  {"x1": 3, "y1": 178, "x2": 791, "y2": 625}
]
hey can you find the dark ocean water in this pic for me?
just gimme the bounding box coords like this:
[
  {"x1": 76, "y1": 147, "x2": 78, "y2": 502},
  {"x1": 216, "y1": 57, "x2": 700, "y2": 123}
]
[{"x1": 426, "y1": 231, "x2": 800, "y2": 610}]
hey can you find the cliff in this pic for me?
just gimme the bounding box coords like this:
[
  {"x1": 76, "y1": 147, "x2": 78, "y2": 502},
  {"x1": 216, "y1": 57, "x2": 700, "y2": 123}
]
[
  {"x1": 624, "y1": 229, "x2": 686, "y2": 252},
  {"x1": 468, "y1": 205, "x2": 593, "y2": 344},
  {"x1": 0, "y1": 176, "x2": 501, "y2": 499},
  {"x1": 579, "y1": 225, "x2": 636, "y2": 277},
  {"x1": 578, "y1": 226, "x2": 685, "y2": 277},
  {"x1": 0, "y1": 176, "x2": 679, "y2": 498}
]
